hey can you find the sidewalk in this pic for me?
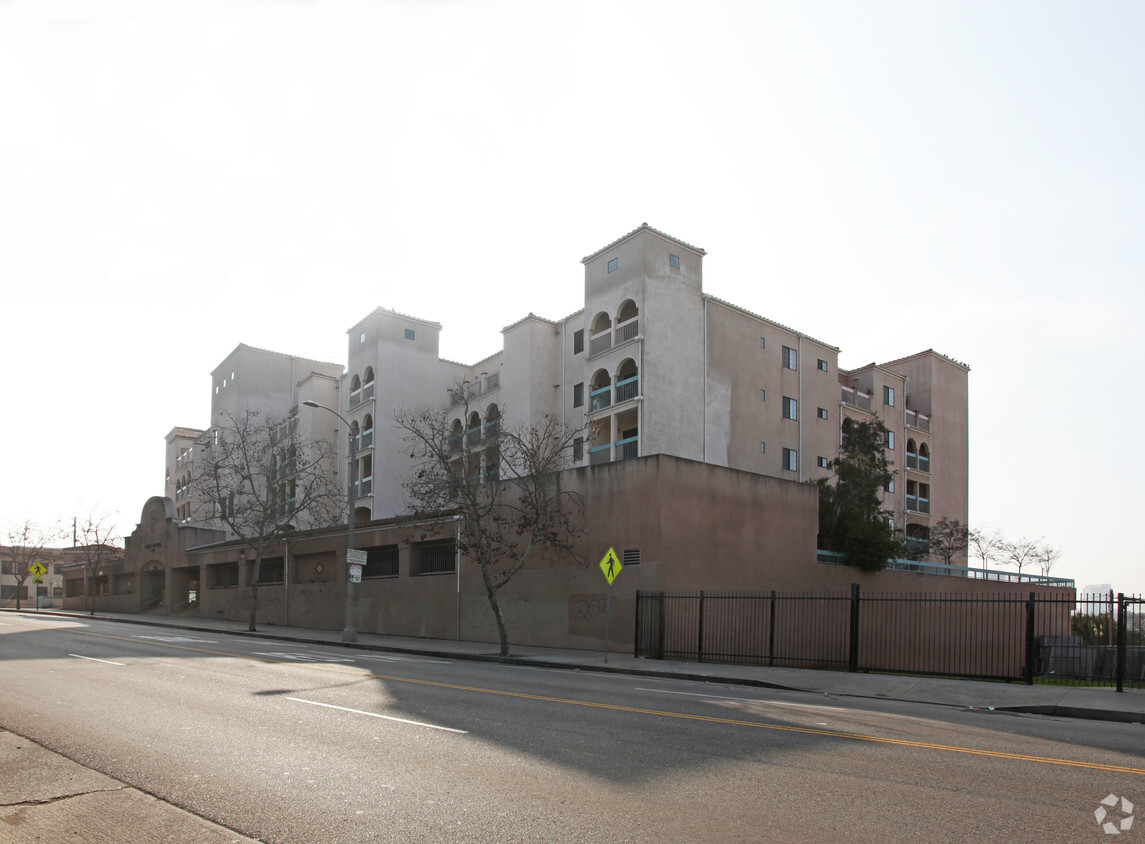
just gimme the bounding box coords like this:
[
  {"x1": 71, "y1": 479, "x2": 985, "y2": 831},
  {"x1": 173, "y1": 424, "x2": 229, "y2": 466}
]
[{"x1": 16, "y1": 607, "x2": 1145, "y2": 723}]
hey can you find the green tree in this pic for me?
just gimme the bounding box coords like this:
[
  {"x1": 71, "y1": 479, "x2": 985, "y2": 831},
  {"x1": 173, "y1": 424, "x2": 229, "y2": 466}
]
[{"x1": 816, "y1": 417, "x2": 905, "y2": 571}]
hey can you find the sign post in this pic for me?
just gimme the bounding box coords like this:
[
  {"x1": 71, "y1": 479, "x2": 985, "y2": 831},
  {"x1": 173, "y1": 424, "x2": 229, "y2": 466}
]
[
  {"x1": 346, "y1": 549, "x2": 366, "y2": 584},
  {"x1": 598, "y1": 547, "x2": 623, "y2": 663}
]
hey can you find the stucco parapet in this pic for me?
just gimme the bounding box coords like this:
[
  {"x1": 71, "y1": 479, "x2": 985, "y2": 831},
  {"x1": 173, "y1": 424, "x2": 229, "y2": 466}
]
[
  {"x1": 501, "y1": 312, "x2": 558, "y2": 334},
  {"x1": 705, "y1": 295, "x2": 839, "y2": 351},
  {"x1": 346, "y1": 306, "x2": 444, "y2": 336},
  {"x1": 581, "y1": 222, "x2": 707, "y2": 264},
  {"x1": 839, "y1": 362, "x2": 908, "y2": 382},
  {"x1": 165, "y1": 426, "x2": 206, "y2": 442},
  {"x1": 211, "y1": 343, "x2": 343, "y2": 377},
  {"x1": 878, "y1": 348, "x2": 972, "y2": 373}
]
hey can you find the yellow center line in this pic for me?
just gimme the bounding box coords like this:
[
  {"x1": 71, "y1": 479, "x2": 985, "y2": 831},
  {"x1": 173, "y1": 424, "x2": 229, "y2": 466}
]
[{"x1": 75, "y1": 629, "x2": 1145, "y2": 776}]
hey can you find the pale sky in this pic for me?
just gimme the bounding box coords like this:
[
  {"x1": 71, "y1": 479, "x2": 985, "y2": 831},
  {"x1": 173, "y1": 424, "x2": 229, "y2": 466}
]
[{"x1": 2, "y1": 1, "x2": 1142, "y2": 593}]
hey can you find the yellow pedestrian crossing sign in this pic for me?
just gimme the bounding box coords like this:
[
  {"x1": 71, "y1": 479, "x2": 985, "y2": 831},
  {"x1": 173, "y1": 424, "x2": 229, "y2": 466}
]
[
  {"x1": 29, "y1": 562, "x2": 47, "y2": 583},
  {"x1": 599, "y1": 547, "x2": 622, "y2": 585}
]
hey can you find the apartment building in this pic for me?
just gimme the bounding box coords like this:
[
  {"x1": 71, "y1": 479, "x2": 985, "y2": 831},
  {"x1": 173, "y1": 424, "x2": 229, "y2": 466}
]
[
  {"x1": 330, "y1": 223, "x2": 968, "y2": 557},
  {"x1": 165, "y1": 343, "x2": 344, "y2": 536}
]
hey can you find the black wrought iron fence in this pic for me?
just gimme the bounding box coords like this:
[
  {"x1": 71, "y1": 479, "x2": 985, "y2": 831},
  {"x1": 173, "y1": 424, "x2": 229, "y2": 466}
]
[{"x1": 634, "y1": 588, "x2": 1144, "y2": 690}]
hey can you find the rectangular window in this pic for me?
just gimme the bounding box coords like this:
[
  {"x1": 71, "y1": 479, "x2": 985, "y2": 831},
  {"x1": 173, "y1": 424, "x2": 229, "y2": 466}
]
[
  {"x1": 782, "y1": 447, "x2": 798, "y2": 471},
  {"x1": 886, "y1": 431, "x2": 895, "y2": 449},
  {"x1": 817, "y1": 407, "x2": 828, "y2": 420},
  {"x1": 404, "y1": 328, "x2": 415, "y2": 341},
  {"x1": 573, "y1": 382, "x2": 584, "y2": 408},
  {"x1": 760, "y1": 337, "x2": 766, "y2": 349},
  {"x1": 573, "y1": 329, "x2": 584, "y2": 354},
  {"x1": 884, "y1": 478, "x2": 895, "y2": 493},
  {"x1": 1, "y1": 585, "x2": 28, "y2": 601},
  {"x1": 211, "y1": 562, "x2": 239, "y2": 589},
  {"x1": 818, "y1": 359, "x2": 828, "y2": 372},
  {"x1": 573, "y1": 437, "x2": 584, "y2": 462},
  {"x1": 760, "y1": 441, "x2": 766, "y2": 453},
  {"x1": 363, "y1": 545, "x2": 399, "y2": 579},
  {"x1": 884, "y1": 386, "x2": 895, "y2": 406},
  {"x1": 782, "y1": 346, "x2": 798, "y2": 370},
  {"x1": 817, "y1": 456, "x2": 830, "y2": 468},
  {"x1": 669, "y1": 254, "x2": 680, "y2": 269},
  {"x1": 782, "y1": 397, "x2": 797, "y2": 420},
  {"x1": 760, "y1": 389, "x2": 766, "y2": 401},
  {"x1": 256, "y1": 558, "x2": 285, "y2": 585},
  {"x1": 414, "y1": 540, "x2": 456, "y2": 575},
  {"x1": 607, "y1": 257, "x2": 618, "y2": 273}
]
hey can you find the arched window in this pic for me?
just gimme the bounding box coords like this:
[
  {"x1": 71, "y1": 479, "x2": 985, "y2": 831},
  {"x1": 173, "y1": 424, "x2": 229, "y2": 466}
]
[
  {"x1": 450, "y1": 419, "x2": 464, "y2": 454},
  {"x1": 350, "y1": 374, "x2": 362, "y2": 392},
  {"x1": 616, "y1": 300, "x2": 639, "y2": 344},
  {"x1": 483, "y1": 404, "x2": 500, "y2": 438},
  {"x1": 590, "y1": 369, "x2": 612, "y2": 412},
  {"x1": 364, "y1": 366, "x2": 375, "y2": 385},
  {"x1": 466, "y1": 411, "x2": 482, "y2": 447},
  {"x1": 918, "y1": 442, "x2": 931, "y2": 473},
  {"x1": 906, "y1": 438, "x2": 918, "y2": 469},
  {"x1": 616, "y1": 358, "x2": 639, "y2": 402}
]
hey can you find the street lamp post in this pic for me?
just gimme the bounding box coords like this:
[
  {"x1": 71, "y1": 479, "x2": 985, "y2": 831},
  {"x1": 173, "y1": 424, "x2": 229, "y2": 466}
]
[{"x1": 302, "y1": 400, "x2": 359, "y2": 643}]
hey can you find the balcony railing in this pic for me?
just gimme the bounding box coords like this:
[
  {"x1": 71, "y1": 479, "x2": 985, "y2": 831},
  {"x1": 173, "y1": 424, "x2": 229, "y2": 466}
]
[
  {"x1": 465, "y1": 427, "x2": 481, "y2": 447},
  {"x1": 841, "y1": 387, "x2": 871, "y2": 412},
  {"x1": 349, "y1": 390, "x2": 364, "y2": 409},
  {"x1": 615, "y1": 375, "x2": 639, "y2": 403},
  {"x1": 355, "y1": 478, "x2": 372, "y2": 498},
  {"x1": 590, "y1": 385, "x2": 612, "y2": 412},
  {"x1": 360, "y1": 429, "x2": 374, "y2": 449},
  {"x1": 589, "y1": 443, "x2": 611, "y2": 465},
  {"x1": 617, "y1": 436, "x2": 639, "y2": 460},
  {"x1": 616, "y1": 315, "x2": 639, "y2": 344},
  {"x1": 447, "y1": 370, "x2": 502, "y2": 407},
  {"x1": 905, "y1": 409, "x2": 930, "y2": 432},
  {"x1": 363, "y1": 382, "x2": 375, "y2": 403},
  {"x1": 589, "y1": 329, "x2": 612, "y2": 357},
  {"x1": 906, "y1": 495, "x2": 931, "y2": 514}
]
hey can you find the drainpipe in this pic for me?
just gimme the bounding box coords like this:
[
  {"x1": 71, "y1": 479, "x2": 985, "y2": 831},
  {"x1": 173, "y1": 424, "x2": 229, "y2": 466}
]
[
  {"x1": 283, "y1": 538, "x2": 290, "y2": 627},
  {"x1": 797, "y1": 336, "x2": 803, "y2": 482},
  {"x1": 703, "y1": 297, "x2": 708, "y2": 463}
]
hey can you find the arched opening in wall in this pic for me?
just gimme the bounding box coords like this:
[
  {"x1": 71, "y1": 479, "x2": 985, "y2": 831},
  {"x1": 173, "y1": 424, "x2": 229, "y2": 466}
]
[
  {"x1": 616, "y1": 300, "x2": 639, "y2": 344},
  {"x1": 588, "y1": 419, "x2": 611, "y2": 465},
  {"x1": 449, "y1": 418, "x2": 464, "y2": 484},
  {"x1": 590, "y1": 369, "x2": 612, "y2": 412},
  {"x1": 616, "y1": 358, "x2": 639, "y2": 402},
  {"x1": 354, "y1": 505, "x2": 372, "y2": 527},
  {"x1": 918, "y1": 442, "x2": 931, "y2": 473},
  {"x1": 364, "y1": 366, "x2": 375, "y2": 386},
  {"x1": 362, "y1": 367, "x2": 375, "y2": 400},
  {"x1": 906, "y1": 438, "x2": 918, "y2": 469},
  {"x1": 590, "y1": 312, "x2": 612, "y2": 355},
  {"x1": 466, "y1": 411, "x2": 482, "y2": 449},
  {"x1": 350, "y1": 374, "x2": 362, "y2": 392},
  {"x1": 361, "y1": 414, "x2": 374, "y2": 448}
]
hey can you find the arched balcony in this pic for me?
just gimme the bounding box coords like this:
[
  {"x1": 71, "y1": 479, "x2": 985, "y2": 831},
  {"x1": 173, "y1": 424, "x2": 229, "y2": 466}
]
[
  {"x1": 589, "y1": 312, "x2": 613, "y2": 356},
  {"x1": 590, "y1": 369, "x2": 612, "y2": 412}
]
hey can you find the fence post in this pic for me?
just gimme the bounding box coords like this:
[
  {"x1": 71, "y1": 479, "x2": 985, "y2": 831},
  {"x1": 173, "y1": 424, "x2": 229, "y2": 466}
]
[
  {"x1": 697, "y1": 591, "x2": 705, "y2": 664},
  {"x1": 656, "y1": 592, "x2": 666, "y2": 660},
  {"x1": 848, "y1": 583, "x2": 860, "y2": 673},
  {"x1": 1116, "y1": 593, "x2": 1127, "y2": 694},
  {"x1": 1024, "y1": 592, "x2": 1036, "y2": 686},
  {"x1": 769, "y1": 590, "x2": 777, "y2": 668},
  {"x1": 634, "y1": 590, "x2": 642, "y2": 658}
]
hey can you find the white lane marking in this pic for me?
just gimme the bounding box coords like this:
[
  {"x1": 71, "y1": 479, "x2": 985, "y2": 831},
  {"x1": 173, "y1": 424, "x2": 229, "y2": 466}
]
[
  {"x1": 133, "y1": 635, "x2": 219, "y2": 644},
  {"x1": 286, "y1": 697, "x2": 468, "y2": 733},
  {"x1": 252, "y1": 652, "x2": 356, "y2": 663},
  {"x1": 69, "y1": 654, "x2": 126, "y2": 666},
  {"x1": 636, "y1": 688, "x2": 846, "y2": 711},
  {"x1": 352, "y1": 654, "x2": 452, "y2": 665}
]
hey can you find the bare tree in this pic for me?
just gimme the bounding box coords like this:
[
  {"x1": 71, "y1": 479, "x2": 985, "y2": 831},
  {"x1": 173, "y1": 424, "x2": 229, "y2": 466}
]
[
  {"x1": 928, "y1": 517, "x2": 968, "y2": 566},
  {"x1": 74, "y1": 510, "x2": 124, "y2": 615},
  {"x1": 194, "y1": 409, "x2": 343, "y2": 632},
  {"x1": 1, "y1": 520, "x2": 62, "y2": 610},
  {"x1": 998, "y1": 536, "x2": 1041, "y2": 577},
  {"x1": 968, "y1": 526, "x2": 1004, "y2": 570},
  {"x1": 1033, "y1": 542, "x2": 1062, "y2": 578},
  {"x1": 397, "y1": 393, "x2": 586, "y2": 656}
]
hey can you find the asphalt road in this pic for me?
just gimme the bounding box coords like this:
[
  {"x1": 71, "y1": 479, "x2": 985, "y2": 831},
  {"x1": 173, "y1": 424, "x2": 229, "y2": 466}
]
[{"x1": 2, "y1": 613, "x2": 1144, "y2": 843}]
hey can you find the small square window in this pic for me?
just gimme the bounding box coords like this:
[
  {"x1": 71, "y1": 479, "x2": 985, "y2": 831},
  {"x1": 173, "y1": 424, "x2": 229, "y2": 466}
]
[
  {"x1": 573, "y1": 329, "x2": 584, "y2": 355},
  {"x1": 607, "y1": 257, "x2": 618, "y2": 273},
  {"x1": 782, "y1": 346, "x2": 798, "y2": 370},
  {"x1": 760, "y1": 389, "x2": 766, "y2": 401},
  {"x1": 669, "y1": 254, "x2": 680, "y2": 269},
  {"x1": 817, "y1": 407, "x2": 828, "y2": 420},
  {"x1": 782, "y1": 397, "x2": 798, "y2": 420},
  {"x1": 817, "y1": 456, "x2": 830, "y2": 468},
  {"x1": 573, "y1": 382, "x2": 584, "y2": 408},
  {"x1": 884, "y1": 386, "x2": 895, "y2": 406},
  {"x1": 782, "y1": 447, "x2": 798, "y2": 471},
  {"x1": 817, "y1": 359, "x2": 828, "y2": 372},
  {"x1": 404, "y1": 329, "x2": 415, "y2": 341}
]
